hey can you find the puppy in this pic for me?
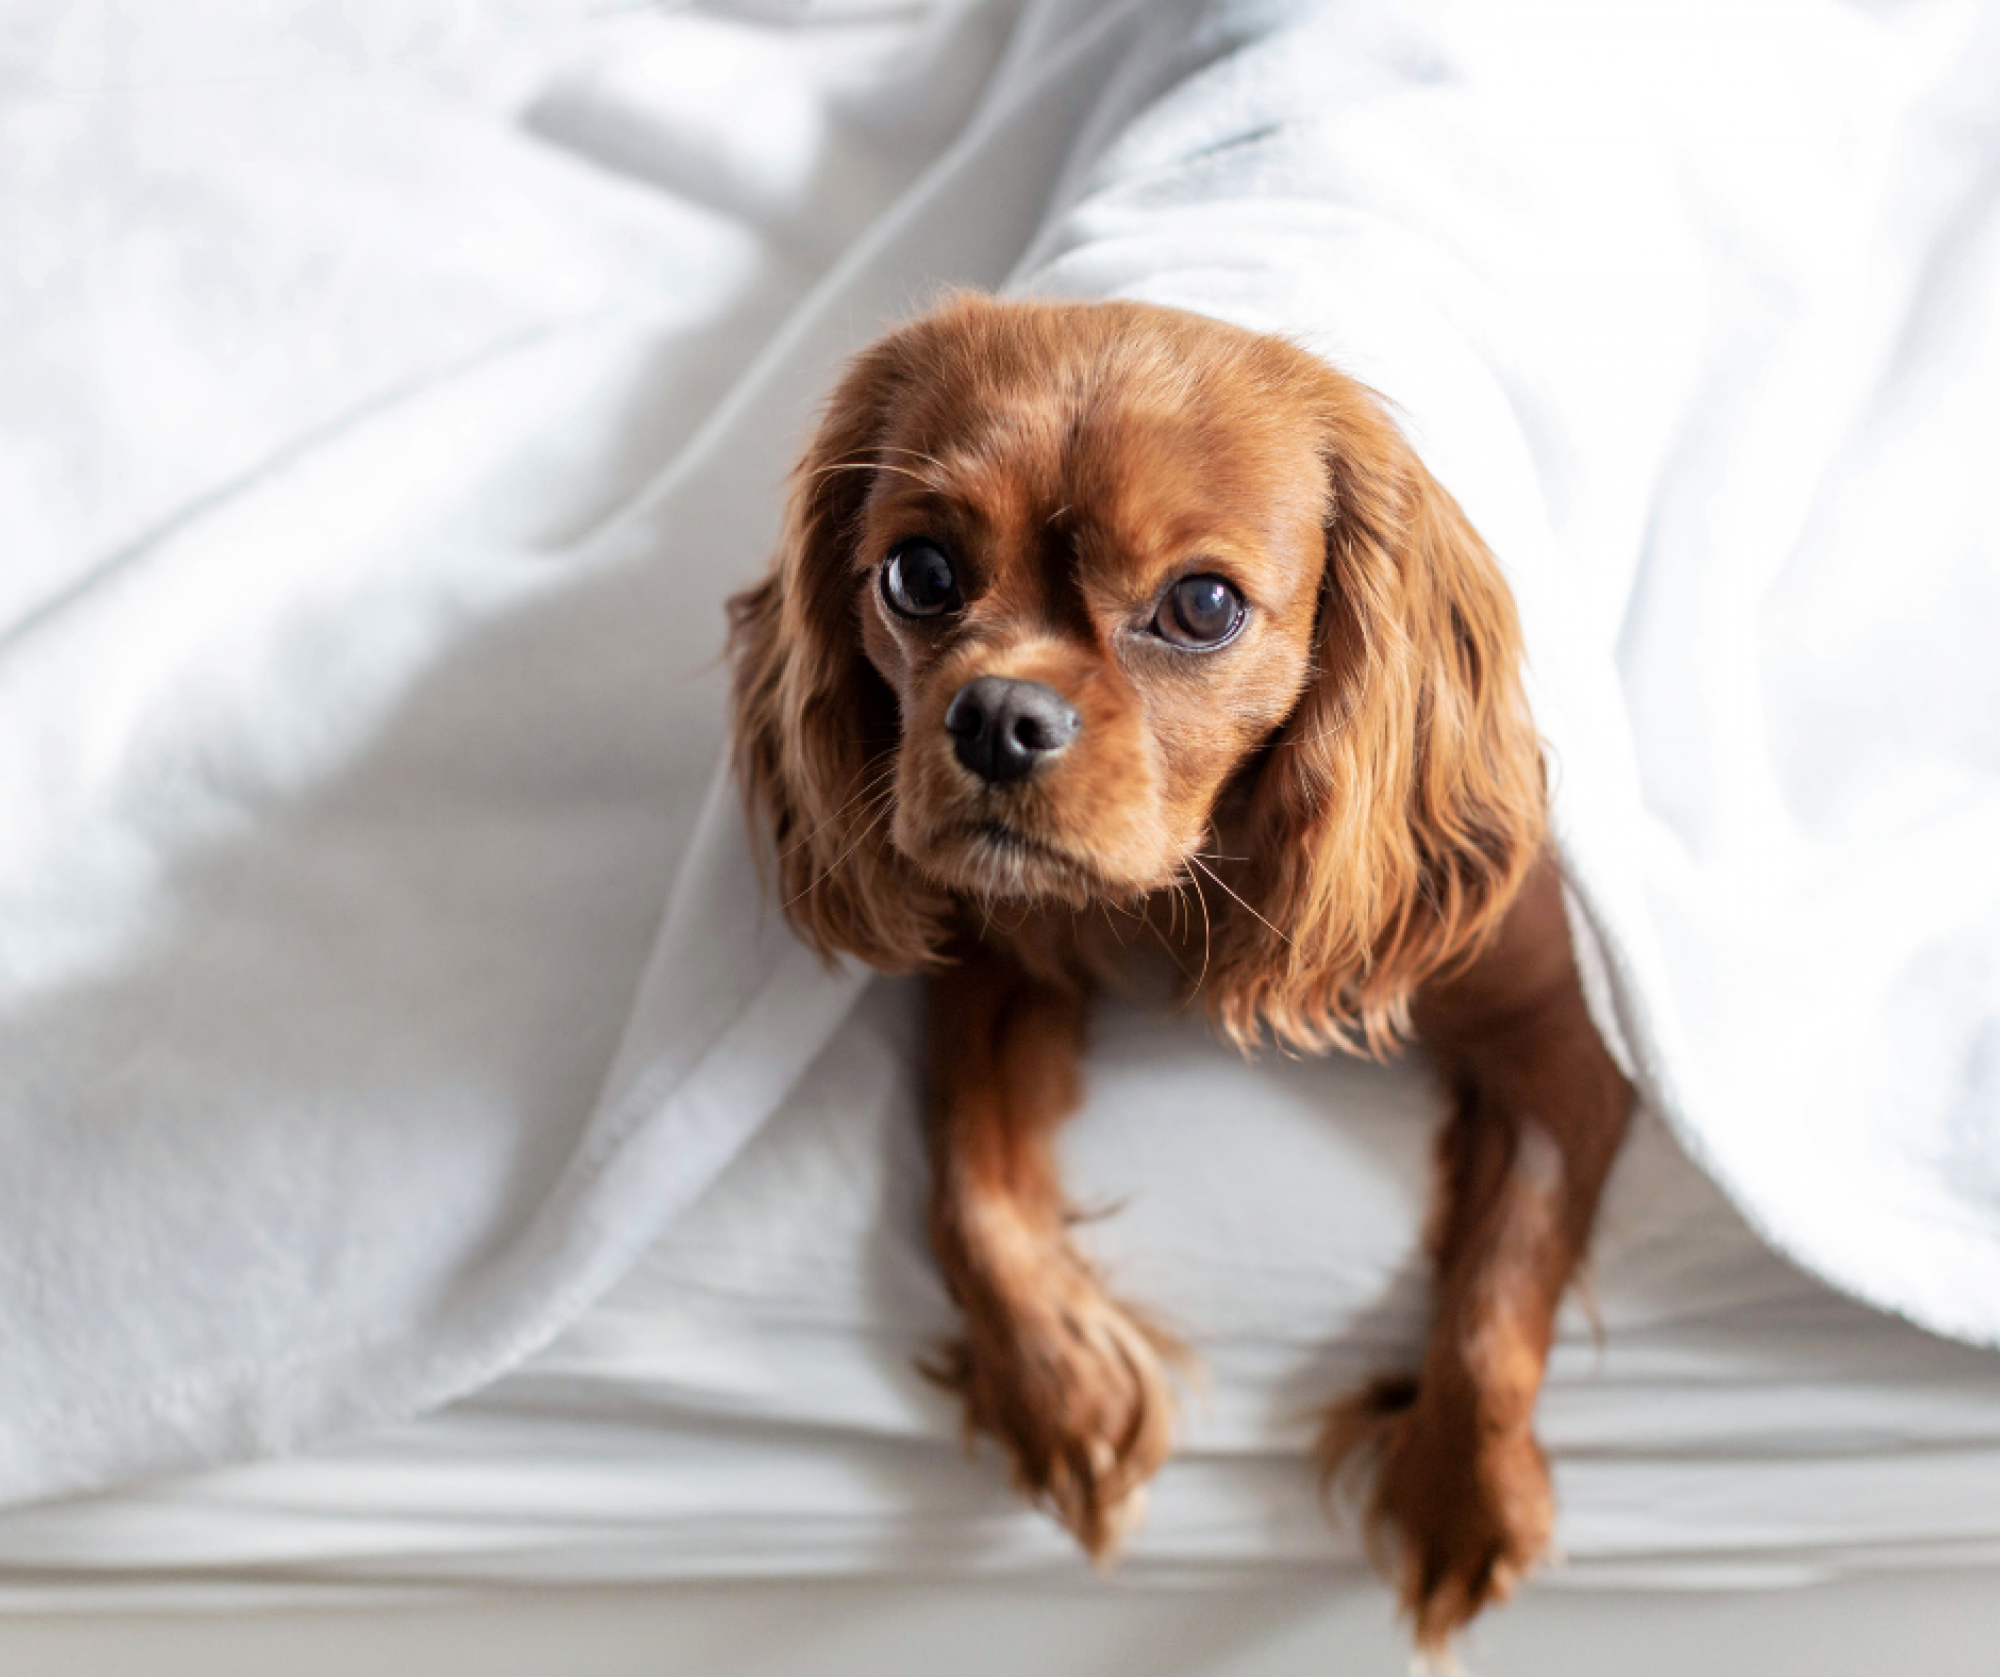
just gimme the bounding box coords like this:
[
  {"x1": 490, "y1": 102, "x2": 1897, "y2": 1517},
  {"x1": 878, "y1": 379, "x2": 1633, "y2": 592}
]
[{"x1": 728, "y1": 293, "x2": 1634, "y2": 1649}]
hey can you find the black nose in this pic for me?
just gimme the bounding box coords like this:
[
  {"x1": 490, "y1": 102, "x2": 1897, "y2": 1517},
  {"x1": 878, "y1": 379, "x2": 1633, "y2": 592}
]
[{"x1": 943, "y1": 677, "x2": 1081, "y2": 785}]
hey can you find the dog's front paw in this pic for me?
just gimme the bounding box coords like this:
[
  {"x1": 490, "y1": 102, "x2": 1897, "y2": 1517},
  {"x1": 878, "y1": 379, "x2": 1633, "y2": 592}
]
[
  {"x1": 927, "y1": 1267, "x2": 1186, "y2": 1560},
  {"x1": 1319, "y1": 1374, "x2": 1554, "y2": 1653}
]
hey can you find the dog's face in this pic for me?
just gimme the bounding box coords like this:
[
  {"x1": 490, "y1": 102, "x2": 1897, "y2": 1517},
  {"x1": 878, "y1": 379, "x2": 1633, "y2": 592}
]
[
  {"x1": 731, "y1": 294, "x2": 1544, "y2": 1051},
  {"x1": 848, "y1": 315, "x2": 1332, "y2": 905}
]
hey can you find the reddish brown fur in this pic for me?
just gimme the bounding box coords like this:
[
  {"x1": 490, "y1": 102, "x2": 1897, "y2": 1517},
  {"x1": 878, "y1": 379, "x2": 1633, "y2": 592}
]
[
  {"x1": 727, "y1": 293, "x2": 1634, "y2": 1653},
  {"x1": 920, "y1": 941, "x2": 1184, "y2": 1558}
]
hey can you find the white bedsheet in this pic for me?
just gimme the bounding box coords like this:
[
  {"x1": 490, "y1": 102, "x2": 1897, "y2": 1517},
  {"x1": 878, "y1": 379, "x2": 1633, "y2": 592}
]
[{"x1": 6, "y1": 985, "x2": 2000, "y2": 1601}]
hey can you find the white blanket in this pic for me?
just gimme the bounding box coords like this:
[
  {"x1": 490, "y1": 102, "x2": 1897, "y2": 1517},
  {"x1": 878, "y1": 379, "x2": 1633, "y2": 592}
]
[{"x1": 4, "y1": 0, "x2": 1999, "y2": 1506}]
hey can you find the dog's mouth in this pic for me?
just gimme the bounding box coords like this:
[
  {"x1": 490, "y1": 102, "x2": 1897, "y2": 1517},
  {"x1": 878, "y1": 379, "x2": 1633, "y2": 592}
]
[
  {"x1": 956, "y1": 815, "x2": 1087, "y2": 873},
  {"x1": 967, "y1": 818, "x2": 1059, "y2": 859},
  {"x1": 917, "y1": 815, "x2": 1115, "y2": 904}
]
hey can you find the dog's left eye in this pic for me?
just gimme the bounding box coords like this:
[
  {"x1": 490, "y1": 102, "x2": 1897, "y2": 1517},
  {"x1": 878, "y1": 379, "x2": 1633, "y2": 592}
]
[
  {"x1": 1155, "y1": 574, "x2": 1245, "y2": 648},
  {"x1": 881, "y1": 540, "x2": 962, "y2": 619}
]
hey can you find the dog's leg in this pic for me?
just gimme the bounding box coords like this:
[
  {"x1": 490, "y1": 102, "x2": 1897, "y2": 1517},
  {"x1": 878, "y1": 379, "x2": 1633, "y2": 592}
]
[
  {"x1": 923, "y1": 943, "x2": 1182, "y2": 1560},
  {"x1": 1321, "y1": 857, "x2": 1634, "y2": 1650}
]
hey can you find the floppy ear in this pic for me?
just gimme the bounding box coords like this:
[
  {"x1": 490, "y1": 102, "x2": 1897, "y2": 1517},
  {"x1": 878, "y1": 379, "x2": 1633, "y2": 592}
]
[
  {"x1": 727, "y1": 339, "x2": 951, "y2": 971},
  {"x1": 1210, "y1": 376, "x2": 1546, "y2": 1057}
]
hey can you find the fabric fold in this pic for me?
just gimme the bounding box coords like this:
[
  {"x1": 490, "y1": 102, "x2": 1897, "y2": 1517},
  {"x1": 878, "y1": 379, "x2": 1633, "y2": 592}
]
[{"x1": 3, "y1": 0, "x2": 1998, "y2": 1508}]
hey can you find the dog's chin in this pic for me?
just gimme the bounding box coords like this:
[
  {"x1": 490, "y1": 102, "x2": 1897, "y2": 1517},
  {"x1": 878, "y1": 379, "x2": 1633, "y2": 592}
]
[{"x1": 909, "y1": 819, "x2": 1135, "y2": 909}]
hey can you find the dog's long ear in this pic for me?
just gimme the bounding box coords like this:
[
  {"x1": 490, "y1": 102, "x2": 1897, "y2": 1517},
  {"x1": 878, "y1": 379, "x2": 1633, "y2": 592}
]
[
  {"x1": 727, "y1": 339, "x2": 950, "y2": 971},
  {"x1": 1210, "y1": 375, "x2": 1546, "y2": 1056}
]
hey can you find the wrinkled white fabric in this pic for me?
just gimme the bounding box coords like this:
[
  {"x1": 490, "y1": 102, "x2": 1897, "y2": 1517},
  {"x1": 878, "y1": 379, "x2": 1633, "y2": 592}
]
[
  {"x1": 998, "y1": 0, "x2": 2000, "y2": 1345},
  {"x1": 0, "y1": 0, "x2": 1045, "y2": 1501},
  {"x1": 7, "y1": 1002, "x2": 2000, "y2": 1597},
  {"x1": 3, "y1": 0, "x2": 1999, "y2": 1512}
]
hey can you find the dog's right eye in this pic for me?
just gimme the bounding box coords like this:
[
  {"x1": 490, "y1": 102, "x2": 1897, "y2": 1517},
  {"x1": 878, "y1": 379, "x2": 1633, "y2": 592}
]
[{"x1": 881, "y1": 540, "x2": 962, "y2": 619}]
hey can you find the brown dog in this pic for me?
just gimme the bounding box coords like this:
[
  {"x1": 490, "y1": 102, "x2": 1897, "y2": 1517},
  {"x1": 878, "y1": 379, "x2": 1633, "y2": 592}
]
[{"x1": 728, "y1": 293, "x2": 1633, "y2": 1649}]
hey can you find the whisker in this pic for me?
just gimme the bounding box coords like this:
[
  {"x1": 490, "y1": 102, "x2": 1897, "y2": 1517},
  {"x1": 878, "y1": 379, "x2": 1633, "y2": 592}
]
[
  {"x1": 1188, "y1": 872, "x2": 1213, "y2": 992},
  {"x1": 806, "y1": 460, "x2": 936, "y2": 490},
  {"x1": 779, "y1": 757, "x2": 899, "y2": 861},
  {"x1": 783, "y1": 792, "x2": 894, "y2": 915},
  {"x1": 871, "y1": 444, "x2": 952, "y2": 475},
  {"x1": 1187, "y1": 852, "x2": 1294, "y2": 951},
  {"x1": 1139, "y1": 897, "x2": 1198, "y2": 988}
]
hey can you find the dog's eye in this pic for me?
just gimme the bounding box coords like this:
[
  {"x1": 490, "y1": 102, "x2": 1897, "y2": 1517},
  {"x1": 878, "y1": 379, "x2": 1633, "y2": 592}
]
[
  {"x1": 881, "y1": 540, "x2": 962, "y2": 619},
  {"x1": 1156, "y1": 574, "x2": 1244, "y2": 648}
]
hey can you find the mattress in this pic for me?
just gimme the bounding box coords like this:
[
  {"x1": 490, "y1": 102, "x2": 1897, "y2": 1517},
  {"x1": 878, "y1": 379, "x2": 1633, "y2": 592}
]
[{"x1": 7, "y1": 980, "x2": 2000, "y2": 1605}]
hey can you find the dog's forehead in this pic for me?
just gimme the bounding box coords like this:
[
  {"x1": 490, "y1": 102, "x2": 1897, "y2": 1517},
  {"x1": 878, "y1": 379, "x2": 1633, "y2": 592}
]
[{"x1": 887, "y1": 334, "x2": 1328, "y2": 559}]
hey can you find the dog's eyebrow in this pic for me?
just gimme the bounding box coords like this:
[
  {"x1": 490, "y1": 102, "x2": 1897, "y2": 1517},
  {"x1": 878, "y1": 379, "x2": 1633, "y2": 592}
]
[
  {"x1": 873, "y1": 444, "x2": 953, "y2": 476},
  {"x1": 807, "y1": 456, "x2": 937, "y2": 491}
]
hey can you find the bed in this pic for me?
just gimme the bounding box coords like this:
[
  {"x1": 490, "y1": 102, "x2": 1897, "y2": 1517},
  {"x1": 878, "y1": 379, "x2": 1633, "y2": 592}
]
[
  {"x1": 5, "y1": 1007, "x2": 2000, "y2": 1670},
  {"x1": 6, "y1": 0, "x2": 2000, "y2": 1669}
]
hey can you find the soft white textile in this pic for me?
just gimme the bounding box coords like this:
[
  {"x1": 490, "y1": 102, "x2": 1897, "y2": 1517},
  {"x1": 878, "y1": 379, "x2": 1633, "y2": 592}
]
[
  {"x1": 997, "y1": 0, "x2": 2000, "y2": 1343},
  {"x1": 0, "y1": 0, "x2": 1033, "y2": 1501},
  {"x1": 4, "y1": 0, "x2": 1999, "y2": 1511},
  {"x1": 8, "y1": 1002, "x2": 2000, "y2": 1600}
]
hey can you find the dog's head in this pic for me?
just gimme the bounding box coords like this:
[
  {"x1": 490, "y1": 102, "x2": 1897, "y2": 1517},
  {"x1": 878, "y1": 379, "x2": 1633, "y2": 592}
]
[{"x1": 729, "y1": 295, "x2": 1543, "y2": 1052}]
